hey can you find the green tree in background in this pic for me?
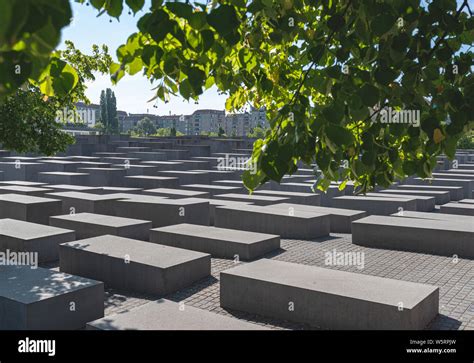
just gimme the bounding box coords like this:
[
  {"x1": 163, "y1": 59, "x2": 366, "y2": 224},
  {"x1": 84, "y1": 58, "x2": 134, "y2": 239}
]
[
  {"x1": 218, "y1": 126, "x2": 226, "y2": 137},
  {"x1": 134, "y1": 116, "x2": 156, "y2": 136},
  {"x1": 248, "y1": 126, "x2": 267, "y2": 139},
  {"x1": 100, "y1": 88, "x2": 119, "y2": 134},
  {"x1": 0, "y1": 87, "x2": 74, "y2": 155}
]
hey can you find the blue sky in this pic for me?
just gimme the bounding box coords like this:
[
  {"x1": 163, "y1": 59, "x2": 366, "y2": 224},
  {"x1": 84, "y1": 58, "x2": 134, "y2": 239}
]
[{"x1": 60, "y1": 1, "x2": 226, "y2": 115}]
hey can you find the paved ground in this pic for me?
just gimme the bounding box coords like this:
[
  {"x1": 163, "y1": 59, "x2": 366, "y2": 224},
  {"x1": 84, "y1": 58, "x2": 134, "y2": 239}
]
[{"x1": 44, "y1": 233, "x2": 474, "y2": 330}]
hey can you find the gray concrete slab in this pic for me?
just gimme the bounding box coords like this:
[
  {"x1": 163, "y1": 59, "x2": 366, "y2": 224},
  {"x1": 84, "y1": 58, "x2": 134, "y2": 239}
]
[
  {"x1": 38, "y1": 172, "x2": 90, "y2": 185},
  {"x1": 45, "y1": 191, "x2": 127, "y2": 214},
  {"x1": 0, "y1": 219, "x2": 75, "y2": 262},
  {"x1": 0, "y1": 194, "x2": 62, "y2": 225},
  {"x1": 379, "y1": 189, "x2": 451, "y2": 205},
  {"x1": 409, "y1": 178, "x2": 472, "y2": 199},
  {"x1": 352, "y1": 215, "x2": 474, "y2": 258},
  {"x1": 143, "y1": 188, "x2": 210, "y2": 199},
  {"x1": 0, "y1": 185, "x2": 52, "y2": 197},
  {"x1": 87, "y1": 299, "x2": 268, "y2": 330},
  {"x1": 264, "y1": 203, "x2": 367, "y2": 233},
  {"x1": 124, "y1": 175, "x2": 179, "y2": 189},
  {"x1": 181, "y1": 184, "x2": 243, "y2": 196},
  {"x1": 251, "y1": 190, "x2": 321, "y2": 205},
  {"x1": 50, "y1": 213, "x2": 152, "y2": 240},
  {"x1": 331, "y1": 196, "x2": 417, "y2": 215},
  {"x1": 0, "y1": 265, "x2": 103, "y2": 330},
  {"x1": 158, "y1": 170, "x2": 212, "y2": 185},
  {"x1": 366, "y1": 192, "x2": 436, "y2": 212},
  {"x1": 78, "y1": 168, "x2": 127, "y2": 187},
  {"x1": 150, "y1": 223, "x2": 280, "y2": 260},
  {"x1": 214, "y1": 204, "x2": 330, "y2": 239},
  {"x1": 113, "y1": 197, "x2": 210, "y2": 227},
  {"x1": 59, "y1": 235, "x2": 211, "y2": 295},
  {"x1": 220, "y1": 259, "x2": 439, "y2": 329},
  {"x1": 214, "y1": 193, "x2": 291, "y2": 206},
  {"x1": 396, "y1": 184, "x2": 464, "y2": 201},
  {"x1": 440, "y1": 202, "x2": 474, "y2": 216}
]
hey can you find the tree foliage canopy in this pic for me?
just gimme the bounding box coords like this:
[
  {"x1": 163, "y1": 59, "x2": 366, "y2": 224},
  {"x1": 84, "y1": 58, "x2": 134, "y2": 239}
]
[{"x1": 1, "y1": 0, "x2": 473, "y2": 192}]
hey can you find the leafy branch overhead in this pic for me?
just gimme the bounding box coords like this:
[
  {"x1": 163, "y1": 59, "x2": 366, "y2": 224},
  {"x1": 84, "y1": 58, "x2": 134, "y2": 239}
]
[{"x1": 1, "y1": 0, "x2": 473, "y2": 193}]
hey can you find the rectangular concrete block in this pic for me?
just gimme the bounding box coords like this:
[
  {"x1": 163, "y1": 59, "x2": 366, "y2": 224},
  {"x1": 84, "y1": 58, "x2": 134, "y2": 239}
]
[
  {"x1": 124, "y1": 175, "x2": 179, "y2": 189},
  {"x1": 157, "y1": 171, "x2": 211, "y2": 184},
  {"x1": 214, "y1": 205, "x2": 330, "y2": 239},
  {"x1": 38, "y1": 172, "x2": 90, "y2": 185},
  {"x1": 78, "y1": 167, "x2": 127, "y2": 187},
  {"x1": 0, "y1": 162, "x2": 47, "y2": 181},
  {"x1": 45, "y1": 191, "x2": 127, "y2": 214},
  {"x1": 366, "y1": 192, "x2": 436, "y2": 212},
  {"x1": 0, "y1": 194, "x2": 62, "y2": 225},
  {"x1": 59, "y1": 235, "x2": 211, "y2": 295},
  {"x1": 379, "y1": 189, "x2": 451, "y2": 205},
  {"x1": 264, "y1": 203, "x2": 366, "y2": 233},
  {"x1": 150, "y1": 223, "x2": 280, "y2": 260},
  {"x1": 87, "y1": 299, "x2": 267, "y2": 330},
  {"x1": 0, "y1": 185, "x2": 52, "y2": 197},
  {"x1": 143, "y1": 188, "x2": 210, "y2": 199},
  {"x1": 331, "y1": 196, "x2": 417, "y2": 215},
  {"x1": 410, "y1": 178, "x2": 472, "y2": 199},
  {"x1": 214, "y1": 193, "x2": 291, "y2": 206},
  {"x1": 220, "y1": 259, "x2": 439, "y2": 329},
  {"x1": 113, "y1": 197, "x2": 210, "y2": 227},
  {"x1": 352, "y1": 215, "x2": 474, "y2": 258},
  {"x1": 440, "y1": 202, "x2": 474, "y2": 216},
  {"x1": 252, "y1": 190, "x2": 321, "y2": 206},
  {"x1": 397, "y1": 184, "x2": 464, "y2": 201},
  {"x1": 0, "y1": 219, "x2": 75, "y2": 262},
  {"x1": 50, "y1": 213, "x2": 152, "y2": 240},
  {"x1": 182, "y1": 184, "x2": 243, "y2": 196},
  {"x1": 0, "y1": 266, "x2": 104, "y2": 330}
]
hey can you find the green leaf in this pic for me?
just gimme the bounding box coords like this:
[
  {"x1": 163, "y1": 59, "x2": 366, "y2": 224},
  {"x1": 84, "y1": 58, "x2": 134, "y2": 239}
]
[
  {"x1": 126, "y1": 0, "x2": 145, "y2": 13},
  {"x1": 326, "y1": 124, "x2": 354, "y2": 146},
  {"x1": 359, "y1": 84, "x2": 380, "y2": 107},
  {"x1": 207, "y1": 5, "x2": 239, "y2": 39},
  {"x1": 371, "y1": 14, "x2": 395, "y2": 36}
]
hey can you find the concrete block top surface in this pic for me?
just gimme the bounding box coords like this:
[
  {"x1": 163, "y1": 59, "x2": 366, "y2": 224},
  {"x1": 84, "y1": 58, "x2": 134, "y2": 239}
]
[
  {"x1": 0, "y1": 193, "x2": 59, "y2": 204},
  {"x1": 223, "y1": 259, "x2": 438, "y2": 309},
  {"x1": 266, "y1": 203, "x2": 366, "y2": 216},
  {"x1": 125, "y1": 175, "x2": 178, "y2": 181},
  {"x1": 214, "y1": 193, "x2": 289, "y2": 202},
  {"x1": 0, "y1": 218, "x2": 74, "y2": 239},
  {"x1": 0, "y1": 181, "x2": 47, "y2": 187},
  {"x1": 216, "y1": 204, "x2": 327, "y2": 219},
  {"x1": 0, "y1": 186, "x2": 52, "y2": 193},
  {"x1": 152, "y1": 223, "x2": 279, "y2": 243},
  {"x1": 40, "y1": 172, "x2": 89, "y2": 176},
  {"x1": 442, "y1": 202, "x2": 474, "y2": 209},
  {"x1": 144, "y1": 188, "x2": 208, "y2": 197},
  {"x1": 61, "y1": 235, "x2": 210, "y2": 268},
  {"x1": 46, "y1": 191, "x2": 126, "y2": 201},
  {"x1": 119, "y1": 196, "x2": 204, "y2": 206},
  {"x1": 398, "y1": 185, "x2": 463, "y2": 191},
  {"x1": 182, "y1": 184, "x2": 242, "y2": 191},
  {"x1": 334, "y1": 195, "x2": 417, "y2": 202},
  {"x1": 0, "y1": 266, "x2": 102, "y2": 304},
  {"x1": 389, "y1": 211, "x2": 474, "y2": 222},
  {"x1": 46, "y1": 185, "x2": 101, "y2": 191},
  {"x1": 51, "y1": 213, "x2": 151, "y2": 227},
  {"x1": 354, "y1": 215, "x2": 473, "y2": 232},
  {"x1": 253, "y1": 190, "x2": 319, "y2": 197}
]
